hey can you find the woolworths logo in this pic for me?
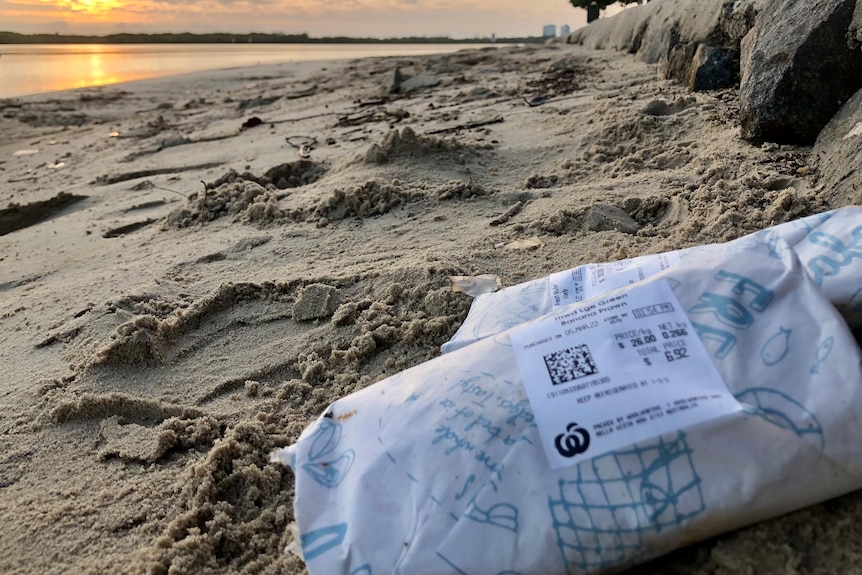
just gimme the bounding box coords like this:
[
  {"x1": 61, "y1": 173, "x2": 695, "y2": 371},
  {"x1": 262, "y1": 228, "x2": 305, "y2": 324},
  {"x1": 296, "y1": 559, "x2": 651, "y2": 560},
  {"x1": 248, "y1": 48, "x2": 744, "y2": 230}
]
[{"x1": 554, "y1": 422, "x2": 591, "y2": 458}]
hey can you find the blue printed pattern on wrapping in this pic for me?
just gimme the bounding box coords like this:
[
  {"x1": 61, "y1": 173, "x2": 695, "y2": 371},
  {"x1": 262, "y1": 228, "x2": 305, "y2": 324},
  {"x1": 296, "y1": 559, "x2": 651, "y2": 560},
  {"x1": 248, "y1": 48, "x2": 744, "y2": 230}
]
[
  {"x1": 760, "y1": 326, "x2": 791, "y2": 365},
  {"x1": 548, "y1": 432, "x2": 703, "y2": 573},
  {"x1": 810, "y1": 336, "x2": 834, "y2": 374},
  {"x1": 735, "y1": 387, "x2": 824, "y2": 449},
  {"x1": 302, "y1": 419, "x2": 355, "y2": 488},
  {"x1": 301, "y1": 523, "x2": 347, "y2": 561},
  {"x1": 465, "y1": 492, "x2": 519, "y2": 533},
  {"x1": 806, "y1": 225, "x2": 862, "y2": 286}
]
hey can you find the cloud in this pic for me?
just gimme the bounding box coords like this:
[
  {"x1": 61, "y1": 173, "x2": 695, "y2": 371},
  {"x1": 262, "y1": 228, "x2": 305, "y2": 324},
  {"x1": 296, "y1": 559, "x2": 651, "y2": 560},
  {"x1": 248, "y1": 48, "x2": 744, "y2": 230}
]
[{"x1": 0, "y1": 0, "x2": 628, "y2": 37}]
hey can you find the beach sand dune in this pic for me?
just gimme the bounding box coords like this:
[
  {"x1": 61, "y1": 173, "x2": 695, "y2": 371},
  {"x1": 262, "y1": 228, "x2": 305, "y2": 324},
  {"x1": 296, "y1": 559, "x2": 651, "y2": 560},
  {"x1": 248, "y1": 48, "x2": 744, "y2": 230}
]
[{"x1": 1, "y1": 43, "x2": 856, "y2": 574}]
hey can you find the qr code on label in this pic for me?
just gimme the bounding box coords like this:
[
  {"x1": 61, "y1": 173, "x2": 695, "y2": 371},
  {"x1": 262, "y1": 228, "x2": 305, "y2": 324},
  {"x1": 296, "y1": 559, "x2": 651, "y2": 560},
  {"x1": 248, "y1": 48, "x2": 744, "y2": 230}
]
[{"x1": 544, "y1": 344, "x2": 598, "y2": 385}]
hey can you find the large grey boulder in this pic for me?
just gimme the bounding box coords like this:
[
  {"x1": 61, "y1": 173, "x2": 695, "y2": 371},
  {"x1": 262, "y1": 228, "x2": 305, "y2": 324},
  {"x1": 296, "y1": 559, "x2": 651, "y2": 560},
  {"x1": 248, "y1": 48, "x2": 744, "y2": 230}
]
[
  {"x1": 688, "y1": 45, "x2": 740, "y2": 91},
  {"x1": 567, "y1": 0, "x2": 762, "y2": 91},
  {"x1": 812, "y1": 88, "x2": 862, "y2": 207},
  {"x1": 739, "y1": 0, "x2": 862, "y2": 144}
]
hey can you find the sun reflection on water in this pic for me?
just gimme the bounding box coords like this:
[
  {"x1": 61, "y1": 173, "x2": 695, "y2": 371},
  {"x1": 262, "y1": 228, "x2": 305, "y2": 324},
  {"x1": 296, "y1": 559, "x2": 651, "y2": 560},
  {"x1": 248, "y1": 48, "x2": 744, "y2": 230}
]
[
  {"x1": 64, "y1": 52, "x2": 123, "y2": 89},
  {"x1": 1, "y1": 43, "x2": 494, "y2": 99}
]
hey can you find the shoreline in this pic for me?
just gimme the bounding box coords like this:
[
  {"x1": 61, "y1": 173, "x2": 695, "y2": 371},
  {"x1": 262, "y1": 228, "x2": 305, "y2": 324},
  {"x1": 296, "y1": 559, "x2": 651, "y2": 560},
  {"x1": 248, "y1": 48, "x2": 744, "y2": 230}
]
[
  {"x1": 0, "y1": 42, "x2": 849, "y2": 574},
  {"x1": 0, "y1": 42, "x2": 504, "y2": 100},
  {"x1": 0, "y1": 31, "x2": 545, "y2": 44}
]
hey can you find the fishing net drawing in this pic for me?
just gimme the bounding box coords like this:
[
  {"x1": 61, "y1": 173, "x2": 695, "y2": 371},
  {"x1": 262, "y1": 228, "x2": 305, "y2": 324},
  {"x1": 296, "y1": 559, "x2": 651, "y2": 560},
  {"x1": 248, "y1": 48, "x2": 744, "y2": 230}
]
[{"x1": 548, "y1": 432, "x2": 704, "y2": 573}]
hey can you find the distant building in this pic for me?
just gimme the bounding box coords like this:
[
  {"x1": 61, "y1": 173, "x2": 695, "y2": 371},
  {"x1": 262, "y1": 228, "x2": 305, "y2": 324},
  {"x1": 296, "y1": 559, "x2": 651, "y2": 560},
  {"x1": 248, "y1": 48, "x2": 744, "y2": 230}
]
[
  {"x1": 560, "y1": 24, "x2": 571, "y2": 37},
  {"x1": 542, "y1": 24, "x2": 556, "y2": 37}
]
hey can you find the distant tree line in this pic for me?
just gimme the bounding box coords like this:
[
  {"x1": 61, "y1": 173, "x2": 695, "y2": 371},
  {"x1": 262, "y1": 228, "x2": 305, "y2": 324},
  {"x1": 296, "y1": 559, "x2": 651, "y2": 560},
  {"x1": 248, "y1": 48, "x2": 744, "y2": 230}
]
[
  {"x1": 569, "y1": 0, "x2": 650, "y2": 23},
  {"x1": 0, "y1": 31, "x2": 546, "y2": 45}
]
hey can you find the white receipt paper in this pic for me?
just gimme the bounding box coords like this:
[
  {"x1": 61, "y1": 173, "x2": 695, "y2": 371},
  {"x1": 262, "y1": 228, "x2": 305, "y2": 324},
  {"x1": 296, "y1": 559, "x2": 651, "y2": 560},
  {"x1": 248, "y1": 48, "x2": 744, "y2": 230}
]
[
  {"x1": 549, "y1": 252, "x2": 682, "y2": 308},
  {"x1": 511, "y1": 280, "x2": 740, "y2": 469}
]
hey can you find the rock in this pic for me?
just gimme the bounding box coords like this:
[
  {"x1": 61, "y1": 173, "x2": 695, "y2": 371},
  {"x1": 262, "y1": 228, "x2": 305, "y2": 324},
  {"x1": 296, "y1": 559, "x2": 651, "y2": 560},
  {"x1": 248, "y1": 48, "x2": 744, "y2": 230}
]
[
  {"x1": 240, "y1": 116, "x2": 263, "y2": 130},
  {"x1": 665, "y1": 42, "x2": 700, "y2": 85},
  {"x1": 641, "y1": 97, "x2": 695, "y2": 116},
  {"x1": 293, "y1": 284, "x2": 340, "y2": 321},
  {"x1": 812, "y1": 87, "x2": 862, "y2": 208},
  {"x1": 739, "y1": 0, "x2": 862, "y2": 144},
  {"x1": 687, "y1": 44, "x2": 739, "y2": 91},
  {"x1": 719, "y1": 0, "x2": 760, "y2": 43},
  {"x1": 398, "y1": 72, "x2": 441, "y2": 93},
  {"x1": 853, "y1": 1, "x2": 862, "y2": 48},
  {"x1": 385, "y1": 108, "x2": 410, "y2": 121},
  {"x1": 586, "y1": 204, "x2": 641, "y2": 235},
  {"x1": 642, "y1": 99, "x2": 675, "y2": 116}
]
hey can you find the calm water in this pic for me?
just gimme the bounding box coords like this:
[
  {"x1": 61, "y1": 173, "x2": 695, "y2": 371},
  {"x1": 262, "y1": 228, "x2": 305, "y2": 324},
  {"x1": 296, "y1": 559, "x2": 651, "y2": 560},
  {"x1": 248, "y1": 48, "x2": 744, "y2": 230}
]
[{"x1": 0, "y1": 43, "x2": 491, "y2": 99}]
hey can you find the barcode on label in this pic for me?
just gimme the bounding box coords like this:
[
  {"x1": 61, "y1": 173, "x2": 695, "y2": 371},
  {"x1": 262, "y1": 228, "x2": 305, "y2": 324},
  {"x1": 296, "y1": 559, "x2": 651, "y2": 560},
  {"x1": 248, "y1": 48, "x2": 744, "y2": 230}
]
[
  {"x1": 543, "y1": 344, "x2": 598, "y2": 386},
  {"x1": 572, "y1": 268, "x2": 583, "y2": 282}
]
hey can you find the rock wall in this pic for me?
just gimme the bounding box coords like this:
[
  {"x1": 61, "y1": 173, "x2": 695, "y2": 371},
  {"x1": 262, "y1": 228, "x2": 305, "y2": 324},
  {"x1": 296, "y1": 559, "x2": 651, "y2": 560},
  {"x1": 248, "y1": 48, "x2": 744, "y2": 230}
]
[
  {"x1": 568, "y1": 0, "x2": 862, "y2": 155},
  {"x1": 568, "y1": 0, "x2": 763, "y2": 91}
]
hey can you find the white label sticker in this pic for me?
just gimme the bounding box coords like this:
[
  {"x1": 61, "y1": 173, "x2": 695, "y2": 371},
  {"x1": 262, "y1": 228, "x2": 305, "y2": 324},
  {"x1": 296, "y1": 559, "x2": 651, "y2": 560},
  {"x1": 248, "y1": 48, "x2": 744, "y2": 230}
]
[
  {"x1": 510, "y1": 279, "x2": 741, "y2": 469},
  {"x1": 549, "y1": 252, "x2": 682, "y2": 308}
]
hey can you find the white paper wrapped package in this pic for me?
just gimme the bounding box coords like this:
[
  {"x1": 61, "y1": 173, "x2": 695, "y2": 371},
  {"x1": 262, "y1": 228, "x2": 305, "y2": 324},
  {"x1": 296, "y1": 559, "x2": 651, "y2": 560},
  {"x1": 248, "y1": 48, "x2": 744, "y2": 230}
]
[
  {"x1": 442, "y1": 207, "x2": 862, "y2": 354},
  {"x1": 273, "y1": 236, "x2": 862, "y2": 575}
]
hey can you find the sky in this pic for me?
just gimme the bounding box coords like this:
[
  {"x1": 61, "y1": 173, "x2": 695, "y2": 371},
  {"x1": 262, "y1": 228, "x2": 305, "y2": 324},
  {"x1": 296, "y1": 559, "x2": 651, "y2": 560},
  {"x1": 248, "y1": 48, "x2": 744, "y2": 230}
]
[{"x1": 0, "y1": 0, "x2": 628, "y2": 39}]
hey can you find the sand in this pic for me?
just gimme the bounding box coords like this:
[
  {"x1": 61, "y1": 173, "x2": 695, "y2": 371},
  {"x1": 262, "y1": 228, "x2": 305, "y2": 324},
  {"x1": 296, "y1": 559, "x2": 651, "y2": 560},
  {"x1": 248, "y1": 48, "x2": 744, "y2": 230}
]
[{"x1": 1, "y1": 43, "x2": 859, "y2": 574}]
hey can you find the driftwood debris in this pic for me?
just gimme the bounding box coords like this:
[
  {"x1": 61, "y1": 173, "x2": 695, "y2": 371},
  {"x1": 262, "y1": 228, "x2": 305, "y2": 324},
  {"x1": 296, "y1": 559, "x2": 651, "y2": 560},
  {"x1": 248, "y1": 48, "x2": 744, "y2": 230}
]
[{"x1": 426, "y1": 116, "x2": 504, "y2": 135}]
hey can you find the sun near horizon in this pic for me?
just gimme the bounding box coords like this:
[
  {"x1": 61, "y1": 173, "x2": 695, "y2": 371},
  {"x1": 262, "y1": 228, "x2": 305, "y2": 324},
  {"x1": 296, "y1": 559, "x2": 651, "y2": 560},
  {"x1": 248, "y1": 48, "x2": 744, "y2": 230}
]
[{"x1": 55, "y1": 0, "x2": 124, "y2": 17}]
